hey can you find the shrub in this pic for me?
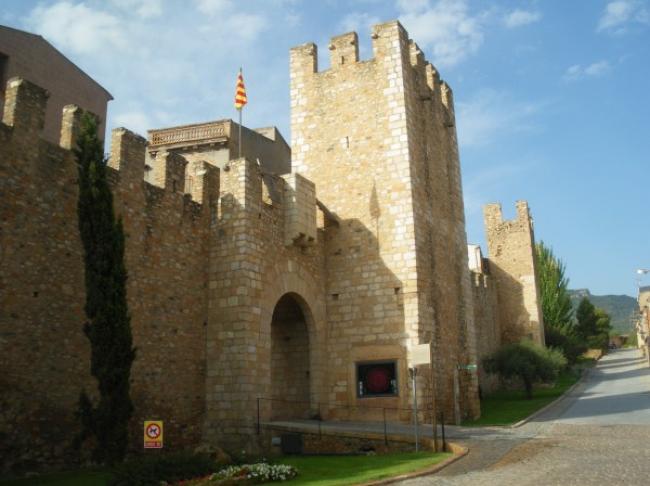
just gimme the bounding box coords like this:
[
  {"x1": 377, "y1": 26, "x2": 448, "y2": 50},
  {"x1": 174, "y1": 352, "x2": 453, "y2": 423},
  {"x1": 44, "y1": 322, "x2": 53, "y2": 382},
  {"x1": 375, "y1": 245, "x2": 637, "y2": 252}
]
[
  {"x1": 483, "y1": 340, "x2": 567, "y2": 399},
  {"x1": 110, "y1": 451, "x2": 217, "y2": 486},
  {"x1": 544, "y1": 324, "x2": 586, "y2": 365}
]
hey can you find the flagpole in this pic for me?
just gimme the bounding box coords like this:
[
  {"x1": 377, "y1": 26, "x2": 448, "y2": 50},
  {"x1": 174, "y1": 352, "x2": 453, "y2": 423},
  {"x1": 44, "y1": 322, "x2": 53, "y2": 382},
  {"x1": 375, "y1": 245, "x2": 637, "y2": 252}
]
[
  {"x1": 235, "y1": 67, "x2": 246, "y2": 159},
  {"x1": 238, "y1": 66, "x2": 243, "y2": 159},
  {"x1": 238, "y1": 107, "x2": 242, "y2": 159}
]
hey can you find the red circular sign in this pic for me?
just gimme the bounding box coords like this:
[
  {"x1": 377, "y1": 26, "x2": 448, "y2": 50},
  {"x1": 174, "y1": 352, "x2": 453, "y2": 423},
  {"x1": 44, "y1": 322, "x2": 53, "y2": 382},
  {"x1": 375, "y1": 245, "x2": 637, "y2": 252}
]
[
  {"x1": 146, "y1": 423, "x2": 161, "y2": 439},
  {"x1": 367, "y1": 367, "x2": 390, "y2": 393}
]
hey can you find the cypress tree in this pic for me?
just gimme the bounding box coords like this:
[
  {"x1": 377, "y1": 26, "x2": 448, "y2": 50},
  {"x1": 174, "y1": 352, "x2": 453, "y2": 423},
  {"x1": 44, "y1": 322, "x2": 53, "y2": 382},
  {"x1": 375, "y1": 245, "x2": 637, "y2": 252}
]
[
  {"x1": 536, "y1": 241, "x2": 573, "y2": 328},
  {"x1": 75, "y1": 112, "x2": 135, "y2": 465},
  {"x1": 536, "y1": 242, "x2": 585, "y2": 363}
]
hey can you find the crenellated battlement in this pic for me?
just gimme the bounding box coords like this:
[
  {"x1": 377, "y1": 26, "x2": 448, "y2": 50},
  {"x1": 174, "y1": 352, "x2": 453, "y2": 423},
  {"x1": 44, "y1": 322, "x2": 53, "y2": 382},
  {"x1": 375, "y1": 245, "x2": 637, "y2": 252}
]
[
  {"x1": 0, "y1": 76, "x2": 323, "y2": 252},
  {"x1": 290, "y1": 21, "x2": 455, "y2": 115},
  {"x1": 0, "y1": 77, "x2": 225, "y2": 213},
  {"x1": 328, "y1": 31, "x2": 359, "y2": 68},
  {"x1": 484, "y1": 200, "x2": 534, "y2": 234}
]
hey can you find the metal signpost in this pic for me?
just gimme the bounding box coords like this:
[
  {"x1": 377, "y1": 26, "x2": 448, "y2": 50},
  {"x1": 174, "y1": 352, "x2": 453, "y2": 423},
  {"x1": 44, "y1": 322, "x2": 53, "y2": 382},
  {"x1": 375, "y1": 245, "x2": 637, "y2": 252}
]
[
  {"x1": 411, "y1": 343, "x2": 431, "y2": 452},
  {"x1": 410, "y1": 367, "x2": 419, "y2": 452}
]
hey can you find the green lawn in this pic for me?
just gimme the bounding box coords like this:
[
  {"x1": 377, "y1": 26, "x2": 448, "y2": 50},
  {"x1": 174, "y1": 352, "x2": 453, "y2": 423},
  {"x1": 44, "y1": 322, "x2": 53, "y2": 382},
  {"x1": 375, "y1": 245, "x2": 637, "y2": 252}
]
[
  {"x1": 1, "y1": 453, "x2": 452, "y2": 486},
  {"x1": 462, "y1": 370, "x2": 580, "y2": 426},
  {"x1": 0, "y1": 470, "x2": 110, "y2": 486},
  {"x1": 271, "y1": 451, "x2": 452, "y2": 486}
]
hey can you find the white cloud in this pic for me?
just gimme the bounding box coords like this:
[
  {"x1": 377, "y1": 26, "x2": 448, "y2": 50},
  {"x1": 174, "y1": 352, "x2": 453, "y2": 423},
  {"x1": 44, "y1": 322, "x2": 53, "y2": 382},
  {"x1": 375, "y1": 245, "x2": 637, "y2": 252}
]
[
  {"x1": 194, "y1": 0, "x2": 232, "y2": 16},
  {"x1": 503, "y1": 9, "x2": 541, "y2": 28},
  {"x1": 456, "y1": 89, "x2": 543, "y2": 148},
  {"x1": 113, "y1": 110, "x2": 152, "y2": 135},
  {"x1": 339, "y1": 12, "x2": 381, "y2": 33},
  {"x1": 463, "y1": 162, "x2": 532, "y2": 216},
  {"x1": 597, "y1": 0, "x2": 650, "y2": 33},
  {"x1": 584, "y1": 60, "x2": 611, "y2": 76},
  {"x1": 397, "y1": 0, "x2": 485, "y2": 68},
  {"x1": 22, "y1": 0, "x2": 286, "y2": 142},
  {"x1": 563, "y1": 61, "x2": 611, "y2": 81},
  {"x1": 396, "y1": 0, "x2": 429, "y2": 14},
  {"x1": 196, "y1": 12, "x2": 268, "y2": 41},
  {"x1": 26, "y1": 2, "x2": 127, "y2": 55},
  {"x1": 109, "y1": 0, "x2": 163, "y2": 18}
]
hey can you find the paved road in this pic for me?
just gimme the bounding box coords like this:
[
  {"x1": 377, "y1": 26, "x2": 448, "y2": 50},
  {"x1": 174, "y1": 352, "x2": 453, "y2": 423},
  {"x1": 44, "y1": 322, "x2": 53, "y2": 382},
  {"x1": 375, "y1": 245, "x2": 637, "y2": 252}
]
[{"x1": 400, "y1": 348, "x2": 650, "y2": 485}]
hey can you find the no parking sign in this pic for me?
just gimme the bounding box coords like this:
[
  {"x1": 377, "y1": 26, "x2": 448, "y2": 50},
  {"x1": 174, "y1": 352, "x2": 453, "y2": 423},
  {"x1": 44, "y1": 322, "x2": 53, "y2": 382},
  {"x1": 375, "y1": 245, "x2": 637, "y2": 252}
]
[{"x1": 144, "y1": 420, "x2": 163, "y2": 449}]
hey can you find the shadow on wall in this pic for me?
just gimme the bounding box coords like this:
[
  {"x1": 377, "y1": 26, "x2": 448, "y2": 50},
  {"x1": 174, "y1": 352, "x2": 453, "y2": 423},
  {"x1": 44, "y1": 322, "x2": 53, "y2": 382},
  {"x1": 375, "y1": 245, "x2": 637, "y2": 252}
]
[
  {"x1": 489, "y1": 261, "x2": 533, "y2": 344},
  {"x1": 0, "y1": 79, "x2": 214, "y2": 472}
]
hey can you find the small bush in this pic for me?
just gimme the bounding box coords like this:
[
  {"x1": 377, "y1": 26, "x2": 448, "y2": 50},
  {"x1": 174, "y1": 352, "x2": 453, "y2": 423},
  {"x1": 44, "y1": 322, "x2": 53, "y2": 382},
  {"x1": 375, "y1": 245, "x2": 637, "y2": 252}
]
[
  {"x1": 544, "y1": 324, "x2": 586, "y2": 364},
  {"x1": 483, "y1": 340, "x2": 567, "y2": 399},
  {"x1": 110, "y1": 451, "x2": 217, "y2": 486}
]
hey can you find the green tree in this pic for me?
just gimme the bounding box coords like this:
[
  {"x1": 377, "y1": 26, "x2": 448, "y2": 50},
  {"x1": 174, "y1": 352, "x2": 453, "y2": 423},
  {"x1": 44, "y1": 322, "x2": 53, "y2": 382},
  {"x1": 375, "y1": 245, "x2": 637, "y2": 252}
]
[
  {"x1": 536, "y1": 242, "x2": 573, "y2": 328},
  {"x1": 75, "y1": 112, "x2": 135, "y2": 465},
  {"x1": 576, "y1": 298, "x2": 598, "y2": 341},
  {"x1": 588, "y1": 308, "x2": 612, "y2": 351},
  {"x1": 535, "y1": 242, "x2": 584, "y2": 362},
  {"x1": 575, "y1": 298, "x2": 613, "y2": 352},
  {"x1": 544, "y1": 325, "x2": 586, "y2": 364},
  {"x1": 483, "y1": 340, "x2": 567, "y2": 399}
]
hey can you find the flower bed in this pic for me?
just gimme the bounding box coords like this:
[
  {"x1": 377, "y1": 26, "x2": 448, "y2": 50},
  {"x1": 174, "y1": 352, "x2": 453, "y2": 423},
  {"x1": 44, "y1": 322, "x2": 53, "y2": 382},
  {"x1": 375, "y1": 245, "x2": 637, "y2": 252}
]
[{"x1": 176, "y1": 463, "x2": 298, "y2": 485}]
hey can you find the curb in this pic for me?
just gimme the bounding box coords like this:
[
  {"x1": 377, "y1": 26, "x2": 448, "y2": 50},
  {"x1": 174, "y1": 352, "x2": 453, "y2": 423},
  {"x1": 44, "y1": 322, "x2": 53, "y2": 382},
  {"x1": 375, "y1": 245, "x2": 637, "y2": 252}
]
[
  {"x1": 357, "y1": 443, "x2": 469, "y2": 486},
  {"x1": 510, "y1": 367, "x2": 591, "y2": 428}
]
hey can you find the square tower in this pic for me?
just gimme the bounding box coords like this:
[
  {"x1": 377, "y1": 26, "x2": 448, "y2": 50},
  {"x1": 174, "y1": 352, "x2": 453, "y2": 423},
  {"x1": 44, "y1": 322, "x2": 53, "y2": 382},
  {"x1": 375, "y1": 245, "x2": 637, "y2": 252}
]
[{"x1": 290, "y1": 21, "x2": 479, "y2": 422}]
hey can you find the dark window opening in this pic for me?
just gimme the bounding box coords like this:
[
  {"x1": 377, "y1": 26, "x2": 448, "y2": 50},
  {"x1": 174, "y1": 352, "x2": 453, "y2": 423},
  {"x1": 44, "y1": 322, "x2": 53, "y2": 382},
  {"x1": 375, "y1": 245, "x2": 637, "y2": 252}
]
[
  {"x1": 357, "y1": 361, "x2": 398, "y2": 398},
  {"x1": 0, "y1": 53, "x2": 8, "y2": 103},
  {"x1": 0, "y1": 53, "x2": 8, "y2": 82}
]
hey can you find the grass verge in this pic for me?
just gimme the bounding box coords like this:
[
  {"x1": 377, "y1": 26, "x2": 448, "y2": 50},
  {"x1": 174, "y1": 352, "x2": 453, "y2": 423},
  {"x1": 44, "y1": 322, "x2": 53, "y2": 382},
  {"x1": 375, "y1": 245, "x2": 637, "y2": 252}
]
[
  {"x1": 462, "y1": 369, "x2": 580, "y2": 426},
  {"x1": 0, "y1": 470, "x2": 110, "y2": 485},
  {"x1": 271, "y1": 451, "x2": 452, "y2": 486},
  {"x1": 1, "y1": 453, "x2": 453, "y2": 486}
]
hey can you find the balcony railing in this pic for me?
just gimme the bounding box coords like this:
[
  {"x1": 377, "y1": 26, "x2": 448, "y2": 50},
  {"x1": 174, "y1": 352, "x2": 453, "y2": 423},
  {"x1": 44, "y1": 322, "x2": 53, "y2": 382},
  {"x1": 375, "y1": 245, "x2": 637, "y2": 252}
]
[{"x1": 148, "y1": 121, "x2": 229, "y2": 147}]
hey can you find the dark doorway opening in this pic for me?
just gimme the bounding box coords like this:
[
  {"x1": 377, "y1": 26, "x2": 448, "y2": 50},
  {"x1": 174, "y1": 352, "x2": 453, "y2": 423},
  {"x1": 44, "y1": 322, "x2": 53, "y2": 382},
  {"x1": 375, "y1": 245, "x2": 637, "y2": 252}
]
[{"x1": 270, "y1": 293, "x2": 311, "y2": 420}]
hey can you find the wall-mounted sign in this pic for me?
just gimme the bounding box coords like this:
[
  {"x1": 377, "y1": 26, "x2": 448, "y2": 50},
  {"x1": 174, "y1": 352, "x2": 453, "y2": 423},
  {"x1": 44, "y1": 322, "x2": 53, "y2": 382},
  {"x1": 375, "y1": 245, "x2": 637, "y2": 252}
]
[
  {"x1": 144, "y1": 420, "x2": 163, "y2": 449},
  {"x1": 411, "y1": 343, "x2": 431, "y2": 366}
]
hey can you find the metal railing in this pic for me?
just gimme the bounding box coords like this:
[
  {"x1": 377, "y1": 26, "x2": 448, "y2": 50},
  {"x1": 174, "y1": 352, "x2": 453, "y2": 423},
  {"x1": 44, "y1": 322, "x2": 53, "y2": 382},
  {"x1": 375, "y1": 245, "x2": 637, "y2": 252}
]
[{"x1": 255, "y1": 397, "x2": 448, "y2": 451}]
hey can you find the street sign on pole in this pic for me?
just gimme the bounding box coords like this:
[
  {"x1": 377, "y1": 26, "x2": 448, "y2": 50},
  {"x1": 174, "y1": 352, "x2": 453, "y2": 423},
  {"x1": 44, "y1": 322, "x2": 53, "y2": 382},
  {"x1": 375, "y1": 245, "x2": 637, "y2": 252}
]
[
  {"x1": 412, "y1": 344, "x2": 431, "y2": 366},
  {"x1": 410, "y1": 367, "x2": 419, "y2": 452},
  {"x1": 458, "y1": 364, "x2": 478, "y2": 371}
]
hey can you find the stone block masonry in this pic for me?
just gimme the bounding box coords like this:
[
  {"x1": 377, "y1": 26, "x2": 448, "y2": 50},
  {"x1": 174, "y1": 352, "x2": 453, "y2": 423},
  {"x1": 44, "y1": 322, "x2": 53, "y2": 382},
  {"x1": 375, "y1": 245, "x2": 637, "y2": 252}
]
[
  {"x1": 483, "y1": 201, "x2": 545, "y2": 346},
  {"x1": 290, "y1": 20, "x2": 479, "y2": 424},
  {"x1": 0, "y1": 78, "x2": 213, "y2": 471},
  {"x1": 0, "y1": 19, "x2": 544, "y2": 473}
]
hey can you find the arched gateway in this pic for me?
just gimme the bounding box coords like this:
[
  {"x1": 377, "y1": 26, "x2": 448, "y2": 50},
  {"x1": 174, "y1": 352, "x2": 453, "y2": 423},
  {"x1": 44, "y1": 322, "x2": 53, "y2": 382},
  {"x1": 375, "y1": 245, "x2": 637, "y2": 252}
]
[{"x1": 269, "y1": 293, "x2": 313, "y2": 420}]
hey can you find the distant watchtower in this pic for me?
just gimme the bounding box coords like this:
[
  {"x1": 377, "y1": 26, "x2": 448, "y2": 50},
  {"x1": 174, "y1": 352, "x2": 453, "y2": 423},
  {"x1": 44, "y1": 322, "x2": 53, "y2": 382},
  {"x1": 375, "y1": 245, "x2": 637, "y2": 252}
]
[
  {"x1": 484, "y1": 201, "x2": 545, "y2": 345},
  {"x1": 290, "y1": 20, "x2": 480, "y2": 422}
]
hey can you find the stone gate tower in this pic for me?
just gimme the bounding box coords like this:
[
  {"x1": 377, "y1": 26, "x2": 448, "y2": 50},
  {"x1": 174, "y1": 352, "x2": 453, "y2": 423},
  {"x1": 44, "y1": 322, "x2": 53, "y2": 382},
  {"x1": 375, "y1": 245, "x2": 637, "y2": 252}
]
[{"x1": 291, "y1": 20, "x2": 480, "y2": 421}]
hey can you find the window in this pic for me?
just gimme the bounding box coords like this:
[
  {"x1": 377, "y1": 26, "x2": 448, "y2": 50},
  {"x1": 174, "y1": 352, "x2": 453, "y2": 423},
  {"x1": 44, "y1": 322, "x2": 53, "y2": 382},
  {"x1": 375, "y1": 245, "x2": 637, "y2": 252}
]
[
  {"x1": 0, "y1": 53, "x2": 8, "y2": 102},
  {"x1": 357, "y1": 361, "x2": 398, "y2": 398}
]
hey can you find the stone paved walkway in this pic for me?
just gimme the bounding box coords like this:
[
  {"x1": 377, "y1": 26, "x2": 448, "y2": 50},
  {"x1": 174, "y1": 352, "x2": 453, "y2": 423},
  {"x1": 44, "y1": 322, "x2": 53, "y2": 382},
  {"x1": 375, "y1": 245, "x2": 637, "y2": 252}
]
[{"x1": 400, "y1": 347, "x2": 650, "y2": 485}]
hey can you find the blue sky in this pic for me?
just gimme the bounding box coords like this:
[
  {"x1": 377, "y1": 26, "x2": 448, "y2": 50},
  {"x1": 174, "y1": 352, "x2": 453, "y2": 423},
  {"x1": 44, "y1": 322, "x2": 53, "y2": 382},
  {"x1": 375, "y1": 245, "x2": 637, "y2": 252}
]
[{"x1": 2, "y1": 0, "x2": 649, "y2": 296}]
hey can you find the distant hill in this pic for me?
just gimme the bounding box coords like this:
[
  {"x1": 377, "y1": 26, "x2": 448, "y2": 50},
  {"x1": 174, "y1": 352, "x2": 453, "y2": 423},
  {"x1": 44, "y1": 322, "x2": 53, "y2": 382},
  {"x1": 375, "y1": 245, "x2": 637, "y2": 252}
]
[{"x1": 569, "y1": 289, "x2": 638, "y2": 334}]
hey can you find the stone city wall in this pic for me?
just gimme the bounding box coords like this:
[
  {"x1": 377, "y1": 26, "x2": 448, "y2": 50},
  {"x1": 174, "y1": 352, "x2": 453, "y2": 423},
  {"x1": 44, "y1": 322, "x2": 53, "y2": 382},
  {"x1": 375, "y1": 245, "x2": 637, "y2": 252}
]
[
  {"x1": 470, "y1": 271, "x2": 501, "y2": 394},
  {"x1": 1, "y1": 78, "x2": 211, "y2": 471}
]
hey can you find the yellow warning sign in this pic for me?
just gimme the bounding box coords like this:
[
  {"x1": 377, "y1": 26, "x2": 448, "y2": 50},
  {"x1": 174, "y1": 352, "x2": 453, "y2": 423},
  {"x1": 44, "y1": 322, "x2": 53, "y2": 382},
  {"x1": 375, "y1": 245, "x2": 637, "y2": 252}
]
[{"x1": 144, "y1": 421, "x2": 163, "y2": 449}]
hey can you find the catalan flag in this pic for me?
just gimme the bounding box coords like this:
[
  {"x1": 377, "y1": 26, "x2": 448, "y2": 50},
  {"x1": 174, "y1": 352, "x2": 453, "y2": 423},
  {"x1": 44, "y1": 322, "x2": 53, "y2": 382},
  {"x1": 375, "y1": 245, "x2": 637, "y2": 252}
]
[{"x1": 234, "y1": 68, "x2": 247, "y2": 110}]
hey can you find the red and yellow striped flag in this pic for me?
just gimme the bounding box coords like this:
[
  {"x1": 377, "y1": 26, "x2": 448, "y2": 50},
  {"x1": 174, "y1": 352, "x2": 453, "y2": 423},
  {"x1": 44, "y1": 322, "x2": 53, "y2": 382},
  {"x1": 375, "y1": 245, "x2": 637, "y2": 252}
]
[{"x1": 234, "y1": 68, "x2": 247, "y2": 110}]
